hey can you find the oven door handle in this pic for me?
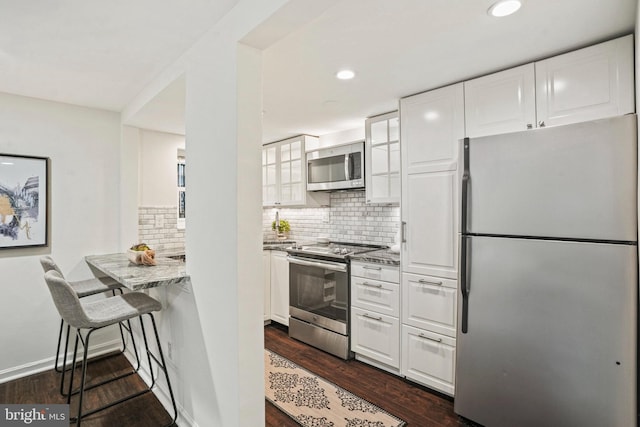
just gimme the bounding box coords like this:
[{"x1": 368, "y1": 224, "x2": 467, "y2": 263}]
[{"x1": 286, "y1": 256, "x2": 348, "y2": 273}]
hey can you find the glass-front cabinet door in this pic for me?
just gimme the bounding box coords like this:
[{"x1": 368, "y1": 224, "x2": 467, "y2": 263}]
[
  {"x1": 365, "y1": 111, "x2": 400, "y2": 204},
  {"x1": 263, "y1": 135, "x2": 327, "y2": 207},
  {"x1": 279, "y1": 138, "x2": 303, "y2": 205},
  {"x1": 262, "y1": 144, "x2": 278, "y2": 205}
]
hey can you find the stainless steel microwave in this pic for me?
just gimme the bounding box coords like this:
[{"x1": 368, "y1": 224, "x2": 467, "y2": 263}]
[{"x1": 306, "y1": 142, "x2": 364, "y2": 191}]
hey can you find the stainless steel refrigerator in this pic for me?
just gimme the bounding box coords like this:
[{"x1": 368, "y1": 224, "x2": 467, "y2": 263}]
[{"x1": 455, "y1": 114, "x2": 638, "y2": 427}]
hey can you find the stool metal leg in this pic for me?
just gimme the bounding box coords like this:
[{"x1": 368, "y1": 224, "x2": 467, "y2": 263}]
[
  {"x1": 140, "y1": 313, "x2": 178, "y2": 426},
  {"x1": 59, "y1": 324, "x2": 72, "y2": 395},
  {"x1": 64, "y1": 320, "x2": 143, "y2": 399},
  {"x1": 66, "y1": 332, "x2": 80, "y2": 405},
  {"x1": 74, "y1": 328, "x2": 95, "y2": 427},
  {"x1": 54, "y1": 319, "x2": 65, "y2": 373},
  {"x1": 68, "y1": 317, "x2": 178, "y2": 426}
]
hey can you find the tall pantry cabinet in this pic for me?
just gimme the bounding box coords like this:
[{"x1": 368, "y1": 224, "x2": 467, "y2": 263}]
[{"x1": 399, "y1": 83, "x2": 464, "y2": 396}]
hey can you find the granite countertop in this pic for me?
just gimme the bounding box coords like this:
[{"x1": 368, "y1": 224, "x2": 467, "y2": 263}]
[
  {"x1": 349, "y1": 249, "x2": 401, "y2": 266},
  {"x1": 263, "y1": 239, "x2": 295, "y2": 251},
  {"x1": 85, "y1": 253, "x2": 189, "y2": 291}
]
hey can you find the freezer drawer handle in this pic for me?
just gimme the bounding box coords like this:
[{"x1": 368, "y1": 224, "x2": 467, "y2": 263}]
[
  {"x1": 418, "y1": 333, "x2": 442, "y2": 343},
  {"x1": 363, "y1": 313, "x2": 383, "y2": 321},
  {"x1": 362, "y1": 281, "x2": 383, "y2": 288},
  {"x1": 363, "y1": 265, "x2": 382, "y2": 271},
  {"x1": 418, "y1": 278, "x2": 442, "y2": 286}
]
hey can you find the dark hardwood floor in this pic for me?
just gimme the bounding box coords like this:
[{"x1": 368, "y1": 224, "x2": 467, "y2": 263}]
[
  {"x1": 265, "y1": 323, "x2": 468, "y2": 427},
  {"x1": 0, "y1": 352, "x2": 174, "y2": 427},
  {"x1": 1, "y1": 325, "x2": 467, "y2": 426}
]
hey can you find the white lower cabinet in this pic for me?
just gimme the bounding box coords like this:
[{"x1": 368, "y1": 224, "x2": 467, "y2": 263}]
[
  {"x1": 402, "y1": 273, "x2": 457, "y2": 338},
  {"x1": 263, "y1": 250, "x2": 271, "y2": 322},
  {"x1": 401, "y1": 272, "x2": 457, "y2": 395},
  {"x1": 270, "y1": 250, "x2": 290, "y2": 326},
  {"x1": 351, "y1": 307, "x2": 400, "y2": 370},
  {"x1": 350, "y1": 261, "x2": 400, "y2": 373},
  {"x1": 402, "y1": 325, "x2": 456, "y2": 396}
]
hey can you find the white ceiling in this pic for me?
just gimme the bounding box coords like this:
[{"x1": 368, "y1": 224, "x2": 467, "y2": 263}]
[
  {"x1": 259, "y1": 0, "x2": 637, "y2": 143},
  {"x1": 0, "y1": 0, "x2": 636, "y2": 141},
  {"x1": 0, "y1": 0, "x2": 238, "y2": 112}
]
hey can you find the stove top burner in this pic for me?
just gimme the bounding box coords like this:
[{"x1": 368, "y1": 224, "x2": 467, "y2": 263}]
[{"x1": 287, "y1": 241, "x2": 386, "y2": 259}]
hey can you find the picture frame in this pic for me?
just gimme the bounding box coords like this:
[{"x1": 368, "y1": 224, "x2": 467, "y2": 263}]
[{"x1": 0, "y1": 154, "x2": 48, "y2": 248}]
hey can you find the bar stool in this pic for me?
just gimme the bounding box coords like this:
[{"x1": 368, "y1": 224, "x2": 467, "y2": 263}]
[
  {"x1": 39, "y1": 256, "x2": 135, "y2": 395},
  {"x1": 44, "y1": 270, "x2": 178, "y2": 426}
]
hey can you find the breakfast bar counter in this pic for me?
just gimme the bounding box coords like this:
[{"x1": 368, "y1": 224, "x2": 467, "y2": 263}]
[{"x1": 85, "y1": 253, "x2": 189, "y2": 291}]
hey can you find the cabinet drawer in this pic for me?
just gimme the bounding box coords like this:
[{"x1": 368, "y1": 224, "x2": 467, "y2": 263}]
[
  {"x1": 402, "y1": 273, "x2": 457, "y2": 338},
  {"x1": 401, "y1": 325, "x2": 455, "y2": 396},
  {"x1": 351, "y1": 307, "x2": 400, "y2": 369},
  {"x1": 351, "y1": 262, "x2": 400, "y2": 283},
  {"x1": 351, "y1": 276, "x2": 400, "y2": 317}
]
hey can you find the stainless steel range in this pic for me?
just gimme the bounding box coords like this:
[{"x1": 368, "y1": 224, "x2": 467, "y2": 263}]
[{"x1": 286, "y1": 242, "x2": 385, "y2": 359}]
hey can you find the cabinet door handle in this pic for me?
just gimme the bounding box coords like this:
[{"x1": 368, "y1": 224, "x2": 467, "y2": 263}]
[
  {"x1": 363, "y1": 265, "x2": 382, "y2": 271},
  {"x1": 363, "y1": 313, "x2": 383, "y2": 321},
  {"x1": 526, "y1": 123, "x2": 533, "y2": 129},
  {"x1": 362, "y1": 281, "x2": 383, "y2": 288},
  {"x1": 538, "y1": 120, "x2": 546, "y2": 127},
  {"x1": 418, "y1": 333, "x2": 442, "y2": 343},
  {"x1": 418, "y1": 278, "x2": 443, "y2": 286},
  {"x1": 401, "y1": 221, "x2": 407, "y2": 243}
]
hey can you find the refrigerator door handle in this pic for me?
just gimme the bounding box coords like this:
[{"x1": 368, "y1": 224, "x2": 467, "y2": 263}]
[
  {"x1": 460, "y1": 137, "x2": 470, "y2": 334},
  {"x1": 461, "y1": 138, "x2": 470, "y2": 234},
  {"x1": 460, "y1": 235, "x2": 470, "y2": 334}
]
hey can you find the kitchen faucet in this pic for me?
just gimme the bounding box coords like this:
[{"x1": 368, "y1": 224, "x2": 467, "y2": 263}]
[{"x1": 275, "y1": 210, "x2": 280, "y2": 234}]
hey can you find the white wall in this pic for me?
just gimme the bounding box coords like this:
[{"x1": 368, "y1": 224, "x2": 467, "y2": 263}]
[
  {"x1": 122, "y1": 2, "x2": 290, "y2": 426},
  {"x1": 0, "y1": 92, "x2": 122, "y2": 379},
  {"x1": 311, "y1": 126, "x2": 365, "y2": 150},
  {"x1": 139, "y1": 129, "x2": 185, "y2": 207}
]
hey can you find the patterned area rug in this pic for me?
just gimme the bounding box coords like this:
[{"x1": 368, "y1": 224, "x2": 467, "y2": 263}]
[{"x1": 265, "y1": 349, "x2": 406, "y2": 427}]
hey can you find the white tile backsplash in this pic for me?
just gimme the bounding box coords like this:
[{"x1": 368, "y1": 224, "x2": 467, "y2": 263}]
[
  {"x1": 263, "y1": 190, "x2": 400, "y2": 246},
  {"x1": 138, "y1": 206, "x2": 185, "y2": 255},
  {"x1": 137, "y1": 192, "x2": 398, "y2": 255}
]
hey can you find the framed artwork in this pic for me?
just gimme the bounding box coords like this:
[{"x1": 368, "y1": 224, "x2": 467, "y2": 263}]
[{"x1": 0, "y1": 154, "x2": 48, "y2": 248}]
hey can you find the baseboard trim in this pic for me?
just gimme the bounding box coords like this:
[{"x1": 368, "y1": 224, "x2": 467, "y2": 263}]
[{"x1": 0, "y1": 339, "x2": 122, "y2": 384}]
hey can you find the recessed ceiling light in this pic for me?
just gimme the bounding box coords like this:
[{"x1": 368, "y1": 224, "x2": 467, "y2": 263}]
[
  {"x1": 488, "y1": 0, "x2": 522, "y2": 17},
  {"x1": 336, "y1": 69, "x2": 355, "y2": 80}
]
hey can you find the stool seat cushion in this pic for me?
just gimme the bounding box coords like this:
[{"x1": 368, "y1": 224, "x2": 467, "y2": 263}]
[
  {"x1": 70, "y1": 277, "x2": 122, "y2": 298},
  {"x1": 40, "y1": 256, "x2": 123, "y2": 298},
  {"x1": 81, "y1": 293, "x2": 162, "y2": 329},
  {"x1": 44, "y1": 270, "x2": 161, "y2": 330}
]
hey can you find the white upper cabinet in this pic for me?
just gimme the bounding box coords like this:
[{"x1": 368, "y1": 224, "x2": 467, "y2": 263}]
[
  {"x1": 278, "y1": 138, "x2": 303, "y2": 205},
  {"x1": 262, "y1": 135, "x2": 329, "y2": 207},
  {"x1": 464, "y1": 35, "x2": 634, "y2": 138},
  {"x1": 464, "y1": 64, "x2": 536, "y2": 138},
  {"x1": 262, "y1": 144, "x2": 278, "y2": 206},
  {"x1": 401, "y1": 84, "x2": 465, "y2": 175},
  {"x1": 400, "y1": 83, "x2": 464, "y2": 279},
  {"x1": 365, "y1": 111, "x2": 401, "y2": 205},
  {"x1": 536, "y1": 35, "x2": 634, "y2": 128}
]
